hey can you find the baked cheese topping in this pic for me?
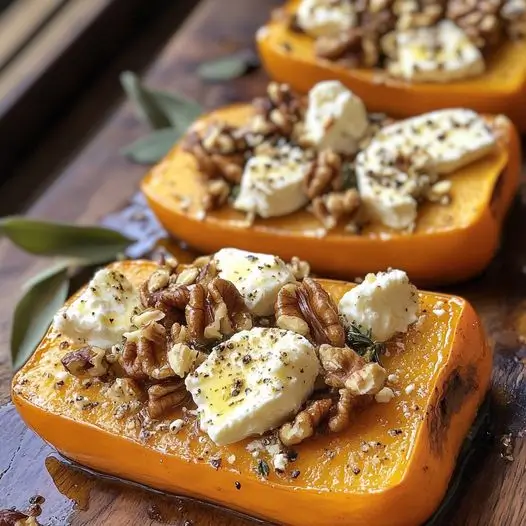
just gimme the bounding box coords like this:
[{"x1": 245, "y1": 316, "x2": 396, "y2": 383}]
[
  {"x1": 356, "y1": 108, "x2": 497, "y2": 229},
  {"x1": 53, "y1": 268, "x2": 141, "y2": 349},
  {"x1": 185, "y1": 327, "x2": 319, "y2": 445},
  {"x1": 303, "y1": 80, "x2": 369, "y2": 155},
  {"x1": 390, "y1": 20, "x2": 485, "y2": 82},
  {"x1": 234, "y1": 145, "x2": 310, "y2": 218},
  {"x1": 214, "y1": 248, "x2": 296, "y2": 316},
  {"x1": 339, "y1": 269, "x2": 419, "y2": 341}
]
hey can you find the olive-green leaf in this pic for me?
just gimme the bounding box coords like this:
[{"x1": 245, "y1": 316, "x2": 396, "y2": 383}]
[
  {"x1": 0, "y1": 217, "x2": 134, "y2": 262},
  {"x1": 197, "y1": 51, "x2": 259, "y2": 82},
  {"x1": 121, "y1": 128, "x2": 182, "y2": 164},
  {"x1": 120, "y1": 71, "x2": 202, "y2": 129},
  {"x1": 11, "y1": 263, "x2": 70, "y2": 371}
]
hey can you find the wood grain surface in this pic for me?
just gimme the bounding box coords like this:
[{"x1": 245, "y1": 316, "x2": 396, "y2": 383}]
[{"x1": 0, "y1": 0, "x2": 525, "y2": 524}]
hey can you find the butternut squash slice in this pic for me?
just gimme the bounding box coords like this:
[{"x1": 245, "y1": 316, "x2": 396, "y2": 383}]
[
  {"x1": 141, "y1": 105, "x2": 521, "y2": 286},
  {"x1": 257, "y1": 0, "x2": 526, "y2": 131},
  {"x1": 12, "y1": 260, "x2": 492, "y2": 526}
]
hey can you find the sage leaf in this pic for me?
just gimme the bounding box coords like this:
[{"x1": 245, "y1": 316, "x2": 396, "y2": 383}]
[
  {"x1": 0, "y1": 217, "x2": 133, "y2": 262},
  {"x1": 11, "y1": 263, "x2": 70, "y2": 371},
  {"x1": 120, "y1": 71, "x2": 202, "y2": 129},
  {"x1": 197, "y1": 50, "x2": 260, "y2": 82},
  {"x1": 121, "y1": 128, "x2": 182, "y2": 164}
]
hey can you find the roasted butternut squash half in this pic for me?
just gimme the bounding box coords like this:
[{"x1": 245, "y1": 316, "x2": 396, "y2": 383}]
[
  {"x1": 12, "y1": 256, "x2": 491, "y2": 526},
  {"x1": 142, "y1": 87, "x2": 520, "y2": 285},
  {"x1": 257, "y1": 0, "x2": 526, "y2": 131}
]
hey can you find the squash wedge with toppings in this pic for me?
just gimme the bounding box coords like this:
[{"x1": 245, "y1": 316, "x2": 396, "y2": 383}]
[
  {"x1": 13, "y1": 259, "x2": 492, "y2": 526},
  {"x1": 257, "y1": 0, "x2": 526, "y2": 131},
  {"x1": 142, "y1": 104, "x2": 520, "y2": 285}
]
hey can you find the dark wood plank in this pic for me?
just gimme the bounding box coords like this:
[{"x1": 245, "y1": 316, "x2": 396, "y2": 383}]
[{"x1": 0, "y1": 0, "x2": 525, "y2": 524}]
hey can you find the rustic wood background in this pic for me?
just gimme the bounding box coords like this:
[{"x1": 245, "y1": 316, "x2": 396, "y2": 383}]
[{"x1": 0, "y1": 0, "x2": 525, "y2": 525}]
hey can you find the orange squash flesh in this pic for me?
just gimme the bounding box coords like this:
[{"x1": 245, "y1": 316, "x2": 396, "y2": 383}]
[
  {"x1": 141, "y1": 105, "x2": 521, "y2": 286},
  {"x1": 257, "y1": 0, "x2": 526, "y2": 131},
  {"x1": 12, "y1": 260, "x2": 492, "y2": 526}
]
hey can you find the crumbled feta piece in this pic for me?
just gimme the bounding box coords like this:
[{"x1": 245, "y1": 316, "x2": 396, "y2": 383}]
[
  {"x1": 303, "y1": 81, "x2": 369, "y2": 155},
  {"x1": 214, "y1": 248, "x2": 296, "y2": 316},
  {"x1": 185, "y1": 328, "x2": 319, "y2": 445},
  {"x1": 296, "y1": 0, "x2": 355, "y2": 38},
  {"x1": 53, "y1": 268, "x2": 141, "y2": 349},
  {"x1": 169, "y1": 419, "x2": 185, "y2": 433},
  {"x1": 273, "y1": 453, "x2": 289, "y2": 472},
  {"x1": 339, "y1": 269, "x2": 419, "y2": 341},
  {"x1": 234, "y1": 145, "x2": 310, "y2": 218}
]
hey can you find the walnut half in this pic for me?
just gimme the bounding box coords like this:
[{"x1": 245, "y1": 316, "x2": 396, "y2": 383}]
[
  {"x1": 147, "y1": 380, "x2": 189, "y2": 419},
  {"x1": 318, "y1": 344, "x2": 386, "y2": 395},
  {"x1": 275, "y1": 279, "x2": 345, "y2": 346},
  {"x1": 279, "y1": 398, "x2": 333, "y2": 446}
]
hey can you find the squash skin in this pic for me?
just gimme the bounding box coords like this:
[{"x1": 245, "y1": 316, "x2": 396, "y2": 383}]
[
  {"x1": 12, "y1": 260, "x2": 492, "y2": 526},
  {"x1": 257, "y1": 0, "x2": 526, "y2": 131},
  {"x1": 141, "y1": 105, "x2": 521, "y2": 286}
]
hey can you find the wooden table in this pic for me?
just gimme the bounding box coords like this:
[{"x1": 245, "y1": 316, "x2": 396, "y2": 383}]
[{"x1": 0, "y1": 1, "x2": 525, "y2": 524}]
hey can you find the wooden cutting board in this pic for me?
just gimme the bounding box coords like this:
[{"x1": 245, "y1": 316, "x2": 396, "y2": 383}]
[{"x1": 0, "y1": 0, "x2": 525, "y2": 524}]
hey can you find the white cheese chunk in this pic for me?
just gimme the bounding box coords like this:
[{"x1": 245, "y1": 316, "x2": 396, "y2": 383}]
[
  {"x1": 355, "y1": 108, "x2": 497, "y2": 229},
  {"x1": 185, "y1": 327, "x2": 320, "y2": 446},
  {"x1": 339, "y1": 269, "x2": 418, "y2": 341},
  {"x1": 234, "y1": 145, "x2": 310, "y2": 218},
  {"x1": 296, "y1": 0, "x2": 355, "y2": 38},
  {"x1": 390, "y1": 20, "x2": 485, "y2": 82},
  {"x1": 214, "y1": 248, "x2": 296, "y2": 316},
  {"x1": 53, "y1": 268, "x2": 141, "y2": 349},
  {"x1": 303, "y1": 81, "x2": 369, "y2": 155}
]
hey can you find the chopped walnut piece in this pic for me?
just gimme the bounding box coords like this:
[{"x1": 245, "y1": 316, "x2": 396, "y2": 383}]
[
  {"x1": 318, "y1": 344, "x2": 387, "y2": 394},
  {"x1": 120, "y1": 319, "x2": 172, "y2": 381},
  {"x1": 316, "y1": 1, "x2": 396, "y2": 67},
  {"x1": 275, "y1": 279, "x2": 345, "y2": 346},
  {"x1": 147, "y1": 380, "x2": 188, "y2": 419},
  {"x1": 184, "y1": 122, "x2": 247, "y2": 184},
  {"x1": 446, "y1": 0, "x2": 504, "y2": 49},
  {"x1": 251, "y1": 82, "x2": 306, "y2": 138},
  {"x1": 279, "y1": 398, "x2": 333, "y2": 446},
  {"x1": 202, "y1": 179, "x2": 230, "y2": 211},
  {"x1": 61, "y1": 346, "x2": 108, "y2": 377},
  {"x1": 501, "y1": 0, "x2": 526, "y2": 39},
  {"x1": 206, "y1": 278, "x2": 253, "y2": 338},
  {"x1": 303, "y1": 149, "x2": 343, "y2": 199},
  {"x1": 275, "y1": 284, "x2": 311, "y2": 337},
  {"x1": 287, "y1": 256, "x2": 310, "y2": 281},
  {"x1": 186, "y1": 279, "x2": 253, "y2": 343},
  {"x1": 395, "y1": 0, "x2": 446, "y2": 30},
  {"x1": 0, "y1": 510, "x2": 32, "y2": 526},
  {"x1": 311, "y1": 188, "x2": 361, "y2": 230},
  {"x1": 328, "y1": 388, "x2": 361, "y2": 433}
]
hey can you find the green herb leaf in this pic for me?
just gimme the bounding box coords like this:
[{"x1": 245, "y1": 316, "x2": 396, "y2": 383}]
[
  {"x1": 120, "y1": 71, "x2": 202, "y2": 129},
  {"x1": 11, "y1": 263, "x2": 70, "y2": 371},
  {"x1": 345, "y1": 323, "x2": 385, "y2": 363},
  {"x1": 341, "y1": 162, "x2": 357, "y2": 190},
  {"x1": 121, "y1": 128, "x2": 182, "y2": 164},
  {"x1": 0, "y1": 217, "x2": 134, "y2": 262},
  {"x1": 229, "y1": 185, "x2": 241, "y2": 201},
  {"x1": 197, "y1": 51, "x2": 260, "y2": 82},
  {"x1": 257, "y1": 459, "x2": 270, "y2": 478}
]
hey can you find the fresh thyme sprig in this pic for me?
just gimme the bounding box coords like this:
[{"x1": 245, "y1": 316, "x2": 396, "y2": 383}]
[{"x1": 345, "y1": 322, "x2": 386, "y2": 364}]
